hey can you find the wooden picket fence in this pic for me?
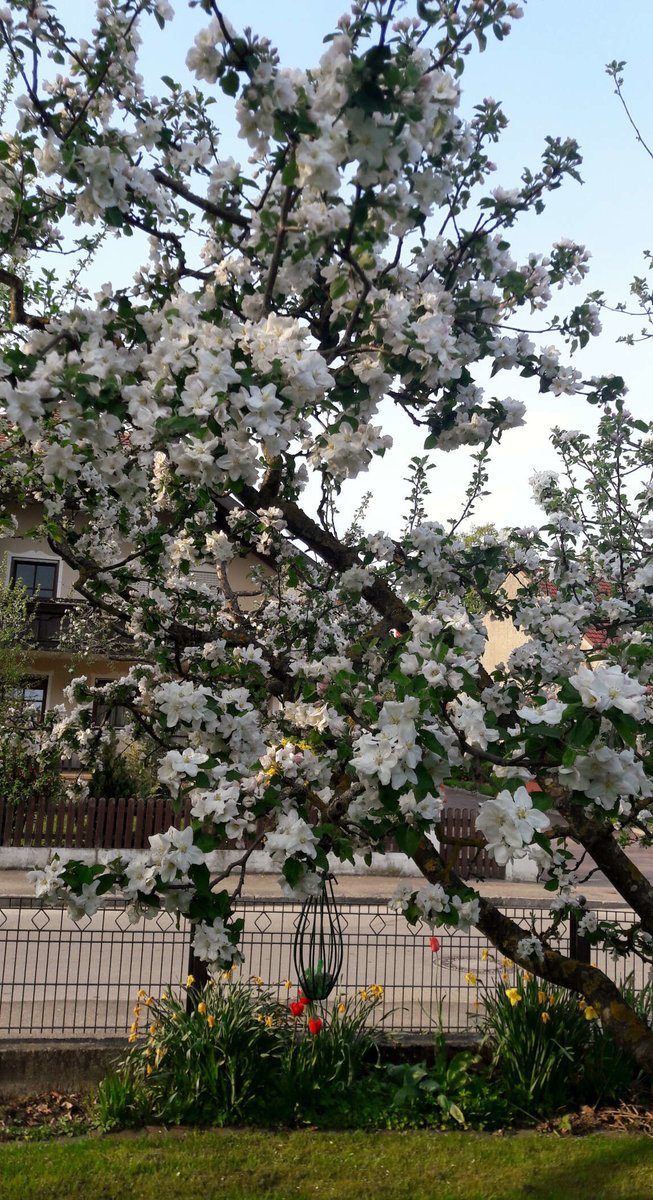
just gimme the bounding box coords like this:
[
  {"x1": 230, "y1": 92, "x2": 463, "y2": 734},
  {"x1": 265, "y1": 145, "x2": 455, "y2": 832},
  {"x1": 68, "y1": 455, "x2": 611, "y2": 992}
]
[
  {"x1": 438, "y1": 805, "x2": 505, "y2": 880},
  {"x1": 0, "y1": 795, "x2": 504, "y2": 879},
  {"x1": 0, "y1": 793, "x2": 193, "y2": 852}
]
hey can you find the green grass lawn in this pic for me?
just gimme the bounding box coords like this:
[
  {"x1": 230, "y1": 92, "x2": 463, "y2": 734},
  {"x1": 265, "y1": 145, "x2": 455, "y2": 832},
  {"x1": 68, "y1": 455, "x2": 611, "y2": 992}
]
[{"x1": 2, "y1": 1129, "x2": 653, "y2": 1200}]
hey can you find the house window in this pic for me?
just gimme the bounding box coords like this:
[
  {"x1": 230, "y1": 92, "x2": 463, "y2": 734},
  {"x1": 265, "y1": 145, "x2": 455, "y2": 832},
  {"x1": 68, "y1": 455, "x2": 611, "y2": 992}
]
[
  {"x1": 13, "y1": 677, "x2": 48, "y2": 722},
  {"x1": 11, "y1": 558, "x2": 58, "y2": 599},
  {"x1": 93, "y1": 679, "x2": 128, "y2": 729}
]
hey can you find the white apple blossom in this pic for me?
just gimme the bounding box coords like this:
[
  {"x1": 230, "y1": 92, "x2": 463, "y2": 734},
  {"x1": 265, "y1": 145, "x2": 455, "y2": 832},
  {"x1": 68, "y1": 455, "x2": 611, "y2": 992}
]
[
  {"x1": 569, "y1": 665, "x2": 647, "y2": 717},
  {"x1": 9, "y1": 0, "x2": 653, "y2": 1068}
]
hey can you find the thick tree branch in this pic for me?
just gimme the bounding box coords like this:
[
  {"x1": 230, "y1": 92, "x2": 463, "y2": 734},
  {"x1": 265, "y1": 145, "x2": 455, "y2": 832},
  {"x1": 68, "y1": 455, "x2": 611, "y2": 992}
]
[
  {"x1": 413, "y1": 836, "x2": 653, "y2": 1073},
  {"x1": 556, "y1": 794, "x2": 653, "y2": 935},
  {"x1": 0, "y1": 268, "x2": 48, "y2": 329}
]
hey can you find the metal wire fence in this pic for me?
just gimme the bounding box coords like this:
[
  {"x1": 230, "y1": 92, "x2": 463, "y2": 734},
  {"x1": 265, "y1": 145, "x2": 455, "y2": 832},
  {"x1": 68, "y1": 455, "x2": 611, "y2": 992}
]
[{"x1": 0, "y1": 895, "x2": 646, "y2": 1040}]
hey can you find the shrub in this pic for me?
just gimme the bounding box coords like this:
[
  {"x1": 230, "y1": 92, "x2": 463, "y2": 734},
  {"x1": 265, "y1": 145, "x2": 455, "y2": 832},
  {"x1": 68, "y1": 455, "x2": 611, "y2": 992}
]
[
  {"x1": 87, "y1": 734, "x2": 161, "y2": 801},
  {"x1": 98, "y1": 976, "x2": 389, "y2": 1130},
  {"x1": 479, "y1": 969, "x2": 638, "y2": 1116}
]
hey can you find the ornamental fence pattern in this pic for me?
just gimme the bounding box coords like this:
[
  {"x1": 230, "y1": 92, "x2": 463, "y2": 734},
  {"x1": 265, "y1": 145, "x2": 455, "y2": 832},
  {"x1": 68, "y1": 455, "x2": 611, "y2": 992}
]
[
  {"x1": 0, "y1": 796, "x2": 504, "y2": 880},
  {"x1": 0, "y1": 896, "x2": 643, "y2": 1040}
]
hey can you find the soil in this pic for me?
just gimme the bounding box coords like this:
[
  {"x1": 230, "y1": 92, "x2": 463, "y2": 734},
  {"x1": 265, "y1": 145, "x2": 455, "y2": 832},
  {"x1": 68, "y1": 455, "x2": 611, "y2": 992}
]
[
  {"x1": 0, "y1": 1090, "x2": 96, "y2": 1141},
  {"x1": 2, "y1": 1090, "x2": 653, "y2": 1141}
]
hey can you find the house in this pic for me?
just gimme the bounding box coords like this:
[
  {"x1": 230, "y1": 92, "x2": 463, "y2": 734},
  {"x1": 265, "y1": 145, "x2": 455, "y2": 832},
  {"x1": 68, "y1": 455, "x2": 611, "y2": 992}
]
[
  {"x1": 0, "y1": 499, "x2": 263, "y2": 728},
  {"x1": 481, "y1": 570, "x2": 604, "y2": 673}
]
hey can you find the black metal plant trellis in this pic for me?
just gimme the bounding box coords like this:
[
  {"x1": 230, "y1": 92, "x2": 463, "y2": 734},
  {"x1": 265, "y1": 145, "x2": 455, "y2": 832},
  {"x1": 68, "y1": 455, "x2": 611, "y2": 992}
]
[{"x1": 292, "y1": 874, "x2": 344, "y2": 1001}]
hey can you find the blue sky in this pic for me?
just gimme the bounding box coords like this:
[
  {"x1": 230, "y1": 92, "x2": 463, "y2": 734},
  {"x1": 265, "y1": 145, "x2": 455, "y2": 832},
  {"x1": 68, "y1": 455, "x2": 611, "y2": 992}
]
[{"x1": 49, "y1": 3, "x2": 653, "y2": 530}]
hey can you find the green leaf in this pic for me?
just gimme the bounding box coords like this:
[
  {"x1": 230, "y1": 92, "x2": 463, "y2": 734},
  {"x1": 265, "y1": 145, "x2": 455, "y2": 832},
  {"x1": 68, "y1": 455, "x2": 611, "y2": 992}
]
[
  {"x1": 188, "y1": 862, "x2": 212, "y2": 895},
  {"x1": 194, "y1": 829, "x2": 219, "y2": 853},
  {"x1": 329, "y1": 275, "x2": 349, "y2": 300},
  {"x1": 281, "y1": 156, "x2": 299, "y2": 186},
  {"x1": 104, "y1": 206, "x2": 123, "y2": 228},
  {"x1": 610, "y1": 709, "x2": 638, "y2": 748},
  {"x1": 221, "y1": 69, "x2": 239, "y2": 97},
  {"x1": 282, "y1": 858, "x2": 303, "y2": 888},
  {"x1": 395, "y1": 826, "x2": 421, "y2": 858}
]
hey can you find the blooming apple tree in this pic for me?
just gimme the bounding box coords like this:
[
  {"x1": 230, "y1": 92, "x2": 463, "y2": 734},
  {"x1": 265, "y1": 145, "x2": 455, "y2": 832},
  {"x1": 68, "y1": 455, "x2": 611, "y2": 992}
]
[{"x1": 2, "y1": 0, "x2": 653, "y2": 1069}]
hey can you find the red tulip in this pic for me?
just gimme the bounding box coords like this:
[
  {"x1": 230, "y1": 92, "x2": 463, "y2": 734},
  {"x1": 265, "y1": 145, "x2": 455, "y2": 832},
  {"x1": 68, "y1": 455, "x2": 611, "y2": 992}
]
[
  {"x1": 290, "y1": 1001, "x2": 304, "y2": 1017},
  {"x1": 430, "y1": 936, "x2": 440, "y2": 953},
  {"x1": 308, "y1": 1017, "x2": 322, "y2": 1034}
]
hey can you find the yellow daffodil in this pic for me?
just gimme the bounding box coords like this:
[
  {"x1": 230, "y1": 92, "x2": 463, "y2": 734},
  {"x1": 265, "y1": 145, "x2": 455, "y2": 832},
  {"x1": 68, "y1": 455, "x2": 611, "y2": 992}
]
[
  {"x1": 149, "y1": 1023, "x2": 156, "y2": 1036},
  {"x1": 584, "y1": 1006, "x2": 599, "y2": 1021},
  {"x1": 207, "y1": 1015, "x2": 215, "y2": 1029},
  {"x1": 359, "y1": 989, "x2": 368, "y2": 1000},
  {"x1": 130, "y1": 1021, "x2": 138, "y2": 1034},
  {"x1": 370, "y1": 984, "x2": 384, "y2": 999},
  {"x1": 505, "y1": 988, "x2": 522, "y2": 1007},
  {"x1": 144, "y1": 996, "x2": 153, "y2": 1007},
  {"x1": 161, "y1": 992, "x2": 168, "y2": 1000},
  {"x1": 502, "y1": 971, "x2": 509, "y2": 983},
  {"x1": 482, "y1": 948, "x2": 489, "y2": 961},
  {"x1": 197, "y1": 1002, "x2": 207, "y2": 1015},
  {"x1": 137, "y1": 989, "x2": 147, "y2": 999},
  {"x1": 133, "y1": 1005, "x2": 141, "y2": 1017},
  {"x1": 265, "y1": 1015, "x2": 274, "y2": 1028},
  {"x1": 523, "y1": 972, "x2": 532, "y2": 983},
  {"x1": 549, "y1": 995, "x2": 555, "y2": 1007},
  {"x1": 284, "y1": 979, "x2": 292, "y2": 990},
  {"x1": 128, "y1": 1032, "x2": 137, "y2": 1043},
  {"x1": 186, "y1": 974, "x2": 195, "y2": 987},
  {"x1": 254, "y1": 976, "x2": 263, "y2": 985},
  {"x1": 538, "y1": 990, "x2": 547, "y2": 1004},
  {"x1": 502, "y1": 958, "x2": 513, "y2": 968},
  {"x1": 338, "y1": 1003, "x2": 346, "y2": 1014},
  {"x1": 541, "y1": 1011, "x2": 551, "y2": 1024},
  {"x1": 465, "y1": 973, "x2": 478, "y2": 987},
  {"x1": 146, "y1": 1063, "x2": 153, "y2": 1075}
]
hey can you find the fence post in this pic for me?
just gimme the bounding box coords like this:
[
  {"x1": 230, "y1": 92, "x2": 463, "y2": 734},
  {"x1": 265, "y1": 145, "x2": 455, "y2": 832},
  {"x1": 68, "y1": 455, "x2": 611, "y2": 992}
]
[
  {"x1": 186, "y1": 934, "x2": 209, "y2": 1015},
  {"x1": 569, "y1": 894, "x2": 591, "y2": 963}
]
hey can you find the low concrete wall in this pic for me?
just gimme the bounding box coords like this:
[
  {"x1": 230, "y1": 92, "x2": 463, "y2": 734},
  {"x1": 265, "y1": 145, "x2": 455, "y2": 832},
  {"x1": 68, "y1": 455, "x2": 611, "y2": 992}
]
[
  {"x1": 0, "y1": 1034, "x2": 480, "y2": 1099},
  {"x1": 0, "y1": 846, "x2": 422, "y2": 876},
  {"x1": 0, "y1": 1039, "x2": 126, "y2": 1099}
]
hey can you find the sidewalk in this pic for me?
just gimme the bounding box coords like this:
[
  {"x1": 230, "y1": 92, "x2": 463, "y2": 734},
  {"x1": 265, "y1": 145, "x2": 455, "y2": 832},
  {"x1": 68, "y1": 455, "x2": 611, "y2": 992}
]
[{"x1": 0, "y1": 868, "x2": 628, "y2": 906}]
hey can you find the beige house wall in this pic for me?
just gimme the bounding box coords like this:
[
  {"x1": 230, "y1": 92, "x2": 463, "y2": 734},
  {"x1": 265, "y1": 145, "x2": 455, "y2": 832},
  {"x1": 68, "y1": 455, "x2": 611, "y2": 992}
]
[
  {"x1": 482, "y1": 570, "x2": 595, "y2": 672},
  {"x1": 1, "y1": 503, "x2": 266, "y2": 716},
  {"x1": 482, "y1": 572, "x2": 528, "y2": 673},
  {"x1": 24, "y1": 652, "x2": 135, "y2": 710},
  {"x1": 1, "y1": 503, "x2": 79, "y2": 598}
]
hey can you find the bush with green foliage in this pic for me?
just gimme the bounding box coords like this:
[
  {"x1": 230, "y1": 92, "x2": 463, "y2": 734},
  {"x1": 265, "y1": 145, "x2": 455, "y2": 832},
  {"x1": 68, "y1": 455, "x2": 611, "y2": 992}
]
[
  {"x1": 479, "y1": 970, "x2": 642, "y2": 1115},
  {"x1": 86, "y1": 734, "x2": 161, "y2": 801},
  {"x1": 98, "y1": 976, "x2": 390, "y2": 1130},
  {"x1": 99, "y1": 971, "x2": 653, "y2": 1133}
]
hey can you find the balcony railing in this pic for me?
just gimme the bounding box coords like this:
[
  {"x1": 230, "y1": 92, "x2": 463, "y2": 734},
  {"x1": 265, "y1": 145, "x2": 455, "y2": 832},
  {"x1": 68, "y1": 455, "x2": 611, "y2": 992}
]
[{"x1": 28, "y1": 596, "x2": 88, "y2": 649}]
